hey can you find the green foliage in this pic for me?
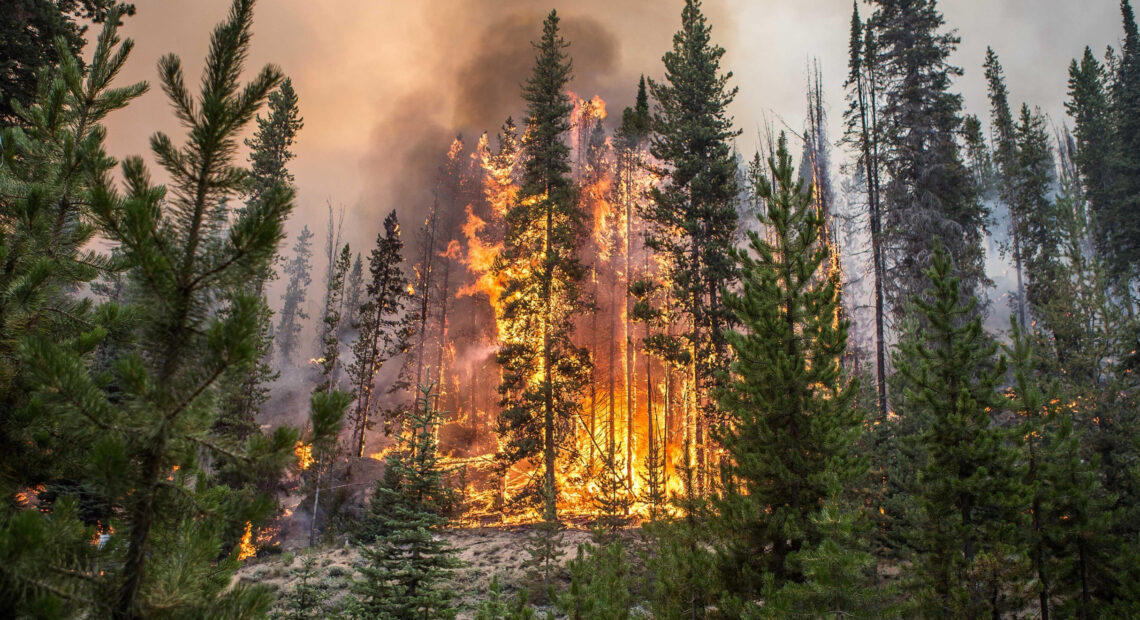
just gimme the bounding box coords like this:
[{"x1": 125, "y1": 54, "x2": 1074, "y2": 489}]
[
  {"x1": 0, "y1": 0, "x2": 136, "y2": 127},
  {"x1": 715, "y1": 133, "x2": 862, "y2": 594},
  {"x1": 644, "y1": 452, "x2": 717, "y2": 620},
  {"x1": 871, "y1": 0, "x2": 987, "y2": 313},
  {"x1": 3, "y1": 1, "x2": 305, "y2": 616},
  {"x1": 273, "y1": 553, "x2": 332, "y2": 620},
  {"x1": 351, "y1": 382, "x2": 462, "y2": 619},
  {"x1": 557, "y1": 537, "x2": 633, "y2": 620},
  {"x1": 474, "y1": 575, "x2": 539, "y2": 620},
  {"x1": 747, "y1": 503, "x2": 897, "y2": 619},
  {"x1": 893, "y1": 244, "x2": 1028, "y2": 617}
]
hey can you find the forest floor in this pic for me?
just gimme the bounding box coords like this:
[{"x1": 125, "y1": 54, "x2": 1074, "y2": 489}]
[{"x1": 235, "y1": 525, "x2": 623, "y2": 618}]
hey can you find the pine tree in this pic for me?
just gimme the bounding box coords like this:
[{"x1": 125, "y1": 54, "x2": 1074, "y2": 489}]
[
  {"x1": 1012, "y1": 105, "x2": 1061, "y2": 319},
  {"x1": 343, "y1": 252, "x2": 364, "y2": 332},
  {"x1": 843, "y1": 0, "x2": 890, "y2": 426},
  {"x1": 714, "y1": 134, "x2": 862, "y2": 594},
  {"x1": 1067, "y1": 47, "x2": 1116, "y2": 268},
  {"x1": 475, "y1": 576, "x2": 539, "y2": 620},
  {"x1": 646, "y1": 0, "x2": 741, "y2": 492},
  {"x1": 346, "y1": 210, "x2": 409, "y2": 458},
  {"x1": 894, "y1": 244, "x2": 1028, "y2": 617},
  {"x1": 351, "y1": 382, "x2": 462, "y2": 619},
  {"x1": 871, "y1": 0, "x2": 988, "y2": 312},
  {"x1": 0, "y1": 9, "x2": 145, "y2": 615},
  {"x1": 278, "y1": 225, "x2": 315, "y2": 363},
  {"x1": 273, "y1": 553, "x2": 332, "y2": 619},
  {"x1": 746, "y1": 503, "x2": 896, "y2": 619},
  {"x1": 315, "y1": 243, "x2": 351, "y2": 392},
  {"x1": 0, "y1": 1, "x2": 136, "y2": 127},
  {"x1": 984, "y1": 47, "x2": 1028, "y2": 326},
  {"x1": 1109, "y1": 0, "x2": 1140, "y2": 282},
  {"x1": 16, "y1": 1, "x2": 304, "y2": 616},
  {"x1": 494, "y1": 9, "x2": 589, "y2": 524},
  {"x1": 557, "y1": 538, "x2": 633, "y2": 620},
  {"x1": 644, "y1": 447, "x2": 717, "y2": 620}
]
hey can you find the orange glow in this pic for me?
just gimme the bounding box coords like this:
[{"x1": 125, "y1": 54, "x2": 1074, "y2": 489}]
[
  {"x1": 237, "y1": 522, "x2": 256, "y2": 560},
  {"x1": 295, "y1": 442, "x2": 314, "y2": 470}
]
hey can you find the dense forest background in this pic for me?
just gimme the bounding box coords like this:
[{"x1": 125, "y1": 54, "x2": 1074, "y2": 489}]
[{"x1": 3, "y1": 0, "x2": 1140, "y2": 618}]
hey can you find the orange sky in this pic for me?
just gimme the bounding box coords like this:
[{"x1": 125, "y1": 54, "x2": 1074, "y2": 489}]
[{"x1": 97, "y1": 0, "x2": 1122, "y2": 257}]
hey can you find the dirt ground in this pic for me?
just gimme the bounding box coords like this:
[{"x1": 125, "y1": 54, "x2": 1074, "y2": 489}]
[{"x1": 235, "y1": 525, "x2": 607, "y2": 618}]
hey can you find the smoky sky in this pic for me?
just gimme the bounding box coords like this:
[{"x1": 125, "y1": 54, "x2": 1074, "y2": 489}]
[{"x1": 96, "y1": 0, "x2": 1125, "y2": 261}]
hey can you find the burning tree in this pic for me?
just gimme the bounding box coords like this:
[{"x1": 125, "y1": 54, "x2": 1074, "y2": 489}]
[{"x1": 493, "y1": 10, "x2": 591, "y2": 525}]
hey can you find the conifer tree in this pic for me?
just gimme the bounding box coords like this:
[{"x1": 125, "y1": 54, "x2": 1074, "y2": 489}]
[
  {"x1": 494, "y1": 9, "x2": 589, "y2": 523},
  {"x1": 1109, "y1": 0, "x2": 1140, "y2": 281},
  {"x1": 278, "y1": 225, "x2": 315, "y2": 363},
  {"x1": 475, "y1": 576, "x2": 540, "y2": 620},
  {"x1": 984, "y1": 47, "x2": 1028, "y2": 325},
  {"x1": 1067, "y1": 46, "x2": 1116, "y2": 266},
  {"x1": 558, "y1": 538, "x2": 634, "y2": 620},
  {"x1": 1012, "y1": 105, "x2": 1061, "y2": 318},
  {"x1": 714, "y1": 134, "x2": 862, "y2": 594},
  {"x1": 747, "y1": 503, "x2": 896, "y2": 619},
  {"x1": 347, "y1": 210, "x2": 409, "y2": 457},
  {"x1": 0, "y1": 10, "x2": 145, "y2": 615},
  {"x1": 16, "y1": 1, "x2": 306, "y2": 616},
  {"x1": 315, "y1": 243, "x2": 351, "y2": 391},
  {"x1": 843, "y1": 0, "x2": 891, "y2": 430},
  {"x1": 344, "y1": 252, "x2": 364, "y2": 332},
  {"x1": 218, "y1": 79, "x2": 302, "y2": 437},
  {"x1": 894, "y1": 244, "x2": 1028, "y2": 617},
  {"x1": 871, "y1": 0, "x2": 988, "y2": 311},
  {"x1": 646, "y1": 0, "x2": 740, "y2": 491},
  {"x1": 644, "y1": 446, "x2": 717, "y2": 620},
  {"x1": 351, "y1": 382, "x2": 461, "y2": 619},
  {"x1": 274, "y1": 553, "x2": 332, "y2": 619},
  {"x1": 0, "y1": 0, "x2": 136, "y2": 127}
]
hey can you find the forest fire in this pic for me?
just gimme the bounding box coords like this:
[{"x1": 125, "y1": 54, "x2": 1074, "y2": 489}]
[{"x1": 393, "y1": 90, "x2": 690, "y2": 521}]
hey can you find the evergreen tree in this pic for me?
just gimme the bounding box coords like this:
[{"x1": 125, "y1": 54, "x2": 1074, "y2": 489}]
[
  {"x1": 475, "y1": 576, "x2": 539, "y2": 620},
  {"x1": 557, "y1": 538, "x2": 633, "y2": 620},
  {"x1": 714, "y1": 134, "x2": 862, "y2": 594},
  {"x1": 961, "y1": 114, "x2": 995, "y2": 196},
  {"x1": 15, "y1": 1, "x2": 305, "y2": 616},
  {"x1": 351, "y1": 382, "x2": 462, "y2": 619},
  {"x1": 347, "y1": 210, "x2": 409, "y2": 458},
  {"x1": 344, "y1": 252, "x2": 364, "y2": 331},
  {"x1": 646, "y1": 0, "x2": 741, "y2": 491},
  {"x1": 746, "y1": 503, "x2": 896, "y2": 619},
  {"x1": 1066, "y1": 46, "x2": 1116, "y2": 268},
  {"x1": 984, "y1": 47, "x2": 1029, "y2": 326},
  {"x1": 1109, "y1": 0, "x2": 1140, "y2": 281},
  {"x1": 273, "y1": 553, "x2": 332, "y2": 620},
  {"x1": 842, "y1": 0, "x2": 889, "y2": 423},
  {"x1": 278, "y1": 225, "x2": 315, "y2": 363},
  {"x1": 871, "y1": 0, "x2": 988, "y2": 312},
  {"x1": 644, "y1": 448, "x2": 717, "y2": 620},
  {"x1": 494, "y1": 9, "x2": 589, "y2": 524},
  {"x1": 0, "y1": 10, "x2": 145, "y2": 615},
  {"x1": 1012, "y1": 105, "x2": 1061, "y2": 319},
  {"x1": 0, "y1": 0, "x2": 136, "y2": 127},
  {"x1": 315, "y1": 243, "x2": 351, "y2": 392},
  {"x1": 894, "y1": 244, "x2": 1028, "y2": 617}
]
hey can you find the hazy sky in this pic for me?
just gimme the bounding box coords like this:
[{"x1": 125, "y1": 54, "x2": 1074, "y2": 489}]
[{"x1": 97, "y1": 0, "x2": 1126, "y2": 254}]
